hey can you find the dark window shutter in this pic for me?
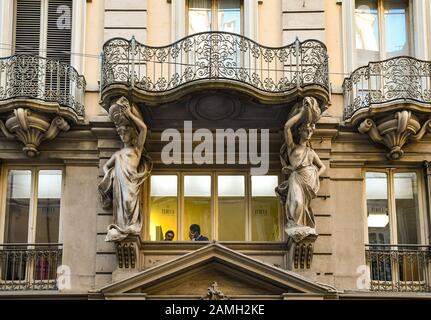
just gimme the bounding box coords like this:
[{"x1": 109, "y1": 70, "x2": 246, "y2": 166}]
[
  {"x1": 46, "y1": 0, "x2": 73, "y2": 103},
  {"x1": 46, "y1": 0, "x2": 73, "y2": 64},
  {"x1": 15, "y1": 0, "x2": 41, "y2": 55}
]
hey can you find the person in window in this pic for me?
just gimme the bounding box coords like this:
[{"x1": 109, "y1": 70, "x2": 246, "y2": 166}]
[
  {"x1": 189, "y1": 224, "x2": 209, "y2": 241},
  {"x1": 164, "y1": 230, "x2": 175, "y2": 241}
]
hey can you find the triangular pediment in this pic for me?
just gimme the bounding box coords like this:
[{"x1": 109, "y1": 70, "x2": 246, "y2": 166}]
[{"x1": 96, "y1": 243, "x2": 338, "y2": 299}]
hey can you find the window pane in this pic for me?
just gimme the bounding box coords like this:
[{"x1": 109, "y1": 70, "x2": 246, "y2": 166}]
[
  {"x1": 150, "y1": 175, "x2": 178, "y2": 241},
  {"x1": 4, "y1": 170, "x2": 32, "y2": 243},
  {"x1": 355, "y1": 0, "x2": 380, "y2": 67},
  {"x1": 384, "y1": 0, "x2": 410, "y2": 58},
  {"x1": 35, "y1": 170, "x2": 62, "y2": 243},
  {"x1": 218, "y1": 0, "x2": 241, "y2": 33},
  {"x1": 394, "y1": 172, "x2": 420, "y2": 244},
  {"x1": 217, "y1": 176, "x2": 245, "y2": 241},
  {"x1": 184, "y1": 175, "x2": 211, "y2": 240},
  {"x1": 366, "y1": 172, "x2": 390, "y2": 244},
  {"x1": 188, "y1": 0, "x2": 212, "y2": 34},
  {"x1": 251, "y1": 176, "x2": 279, "y2": 241}
]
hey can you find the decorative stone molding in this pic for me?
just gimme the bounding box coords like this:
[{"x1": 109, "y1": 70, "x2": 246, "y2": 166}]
[
  {"x1": 202, "y1": 282, "x2": 229, "y2": 300},
  {"x1": 358, "y1": 111, "x2": 431, "y2": 160},
  {"x1": 292, "y1": 234, "x2": 317, "y2": 270},
  {"x1": 0, "y1": 108, "x2": 69, "y2": 157},
  {"x1": 116, "y1": 241, "x2": 138, "y2": 269}
]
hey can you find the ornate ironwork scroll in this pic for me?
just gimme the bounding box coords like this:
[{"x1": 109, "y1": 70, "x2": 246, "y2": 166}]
[
  {"x1": 343, "y1": 56, "x2": 431, "y2": 121},
  {"x1": 0, "y1": 243, "x2": 63, "y2": 291},
  {"x1": 101, "y1": 32, "x2": 329, "y2": 95},
  {"x1": 365, "y1": 244, "x2": 431, "y2": 292},
  {"x1": 0, "y1": 54, "x2": 86, "y2": 117}
]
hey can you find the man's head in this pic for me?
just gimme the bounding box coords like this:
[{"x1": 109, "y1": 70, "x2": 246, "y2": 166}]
[
  {"x1": 189, "y1": 224, "x2": 201, "y2": 240},
  {"x1": 165, "y1": 230, "x2": 174, "y2": 241}
]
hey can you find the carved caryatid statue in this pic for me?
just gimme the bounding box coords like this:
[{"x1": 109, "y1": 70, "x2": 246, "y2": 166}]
[
  {"x1": 276, "y1": 97, "x2": 326, "y2": 244},
  {"x1": 98, "y1": 97, "x2": 152, "y2": 242}
]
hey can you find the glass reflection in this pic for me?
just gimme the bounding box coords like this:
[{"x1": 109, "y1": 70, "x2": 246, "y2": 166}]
[
  {"x1": 188, "y1": 0, "x2": 212, "y2": 34},
  {"x1": 384, "y1": 0, "x2": 410, "y2": 58},
  {"x1": 366, "y1": 172, "x2": 390, "y2": 244},
  {"x1": 35, "y1": 170, "x2": 62, "y2": 244},
  {"x1": 218, "y1": 0, "x2": 241, "y2": 33},
  {"x1": 355, "y1": 0, "x2": 380, "y2": 67}
]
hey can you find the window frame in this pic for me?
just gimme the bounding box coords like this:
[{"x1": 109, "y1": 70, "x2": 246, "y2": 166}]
[
  {"x1": 145, "y1": 170, "x2": 282, "y2": 242},
  {"x1": 356, "y1": 0, "x2": 414, "y2": 62},
  {"x1": 185, "y1": 0, "x2": 244, "y2": 35},
  {"x1": 0, "y1": 165, "x2": 64, "y2": 245},
  {"x1": 363, "y1": 168, "x2": 428, "y2": 246},
  {"x1": 7, "y1": 0, "x2": 86, "y2": 73},
  {"x1": 342, "y1": 0, "x2": 429, "y2": 73}
]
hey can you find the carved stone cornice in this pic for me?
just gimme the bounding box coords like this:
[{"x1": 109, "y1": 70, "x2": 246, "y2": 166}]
[
  {"x1": 0, "y1": 108, "x2": 69, "y2": 157},
  {"x1": 358, "y1": 110, "x2": 431, "y2": 160}
]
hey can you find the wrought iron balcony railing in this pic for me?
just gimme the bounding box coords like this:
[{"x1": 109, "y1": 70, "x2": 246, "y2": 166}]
[
  {"x1": 0, "y1": 54, "x2": 86, "y2": 117},
  {"x1": 343, "y1": 56, "x2": 431, "y2": 121},
  {"x1": 0, "y1": 243, "x2": 63, "y2": 291},
  {"x1": 101, "y1": 32, "x2": 329, "y2": 101},
  {"x1": 365, "y1": 244, "x2": 431, "y2": 292}
]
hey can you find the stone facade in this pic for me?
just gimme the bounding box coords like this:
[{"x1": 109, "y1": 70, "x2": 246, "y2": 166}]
[{"x1": 0, "y1": 0, "x2": 430, "y2": 299}]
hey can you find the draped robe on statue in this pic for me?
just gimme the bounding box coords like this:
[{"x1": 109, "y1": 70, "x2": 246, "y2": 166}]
[
  {"x1": 99, "y1": 147, "x2": 149, "y2": 241},
  {"x1": 276, "y1": 142, "x2": 319, "y2": 242}
]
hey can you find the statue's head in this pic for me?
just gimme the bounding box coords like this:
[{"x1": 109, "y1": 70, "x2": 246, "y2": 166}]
[
  {"x1": 298, "y1": 122, "x2": 316, "y2": 142},
  {"x1": 116, "y1": 124, "x2": 136, "y2": 144},
  {"x1": 109, "y1": 97, "x2": 138, "y2": 146}
]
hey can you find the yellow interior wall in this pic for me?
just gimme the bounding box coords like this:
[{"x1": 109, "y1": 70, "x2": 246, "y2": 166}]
[
  {"x1": 183, "y1": 197, "x2": 212, "y2": 240},
  {"x1": 251, "y1": 197, "x2": 279, "y2": 241},
  {"x1": 150, "y1": 196, "x2": 178, "y2": 240},
  {"x1": 218, "y1": 197, "x2": 245, "y2": 241}
]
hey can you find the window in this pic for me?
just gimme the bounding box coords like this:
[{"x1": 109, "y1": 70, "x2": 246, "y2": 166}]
[
  {"x1": 2, "y1": 168, "x2": 62, "y2": 244},
  {"x1": 183, "y1": 175, "x2": 212, "y2": 240},
  {"x1": 251, "y1": 176, "x2": 279, "y2": 241},
  {"x1": 1, "y1": 168, "x2": 62, "y2": 283},
  {"x1": 355, "y1": 0, "x2": 411, "y2": 67},
  {"x1": 187, "y1": 0, "x2": 243, "y2": 34},
  {"x1": 149, "y1": 175, "x2": 179, "y2": 241},
  {"x1": 217, "y1": 175, "x2": 245, "y2": 241},
  {"x1": 365, "y1": 170, "x2": 423, "y2": 245},
  {"x1": 13, "y1": 1, "x2": 74, "y2": 99},
  {"x1": 148, "y1": 173, "x2": 280, "y2": 241},
  {"x1": 365, "y1": 170, "x2": 427, "y2": 286},
  {"x1": 15, "y1": 0, "x2": 73, "y2": 63}
]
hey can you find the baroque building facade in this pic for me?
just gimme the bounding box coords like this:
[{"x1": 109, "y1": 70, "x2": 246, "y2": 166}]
[{"x1": 0, "y1": 0, "x2": 430, "y2": 299}]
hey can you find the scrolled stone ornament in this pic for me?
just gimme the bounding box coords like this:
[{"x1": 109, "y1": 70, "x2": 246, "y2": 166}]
[
  {"x1": 98, "y1": 96, "x2": 153, "y2": 242},
  {"x1": 276, "y1": 97, "x2": 326, "y2": 244}
]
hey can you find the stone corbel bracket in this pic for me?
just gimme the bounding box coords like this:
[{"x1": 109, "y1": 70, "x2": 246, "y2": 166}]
[
  {"x1": 358, "y1": 110, "x2": 431, "y2": 160},
  {"x1": 289, "y1": 234, "x2": 317, "y2": 270},
  {"x1": 0, "y1": 108, "x2": 70, "y2": 157}
]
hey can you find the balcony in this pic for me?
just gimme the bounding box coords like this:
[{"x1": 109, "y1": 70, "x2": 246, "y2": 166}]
[
  {"x1": 100, "y1": 32, "x2": 330, "y2": 107},
  {"x1": 0, "y1": 54, "x2": 86, "y2": 121},
  {"x1": 0, "y1": 244, "x2": 63, "y2": 291},
  {"x1": 343, "y1": 56, "x2": 431, "y2": 159},
  {"x1": 365, "y1": 244, "x2": 431, "y2": 292},
  {"x1": 343, "y1": 56, "x2": 431, "y2": 123},
  {"x1": 0, "y1": 55, "x2": 86, "y2": 156}
]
